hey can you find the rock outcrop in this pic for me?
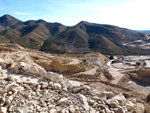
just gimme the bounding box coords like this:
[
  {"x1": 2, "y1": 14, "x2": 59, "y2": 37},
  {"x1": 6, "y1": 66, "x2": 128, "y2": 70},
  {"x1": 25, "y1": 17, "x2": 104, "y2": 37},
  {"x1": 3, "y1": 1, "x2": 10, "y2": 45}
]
[{"x1": 129, "y1": 68, "x2": 150, "y2": 83}]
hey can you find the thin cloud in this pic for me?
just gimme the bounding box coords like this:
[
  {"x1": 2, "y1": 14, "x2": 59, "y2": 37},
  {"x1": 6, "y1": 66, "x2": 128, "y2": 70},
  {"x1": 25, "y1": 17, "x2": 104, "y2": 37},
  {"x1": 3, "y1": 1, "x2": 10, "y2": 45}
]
[{"x1": 13, "y1": 12, "x2": 33, "y2": 15}]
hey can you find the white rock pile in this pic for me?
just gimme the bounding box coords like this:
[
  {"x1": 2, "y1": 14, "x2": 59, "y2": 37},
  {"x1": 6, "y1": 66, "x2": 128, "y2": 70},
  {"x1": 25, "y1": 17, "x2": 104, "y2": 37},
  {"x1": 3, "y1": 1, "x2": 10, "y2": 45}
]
[{"x1": 0, "y1": 60, "x2": 149, "y2": 113}]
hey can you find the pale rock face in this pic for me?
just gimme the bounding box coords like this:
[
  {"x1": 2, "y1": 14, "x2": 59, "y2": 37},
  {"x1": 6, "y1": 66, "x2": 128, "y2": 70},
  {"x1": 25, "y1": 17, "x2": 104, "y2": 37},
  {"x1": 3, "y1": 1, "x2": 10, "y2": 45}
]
[{"x1": 45, "y1": 72, "x2": 63, "y2": 83}]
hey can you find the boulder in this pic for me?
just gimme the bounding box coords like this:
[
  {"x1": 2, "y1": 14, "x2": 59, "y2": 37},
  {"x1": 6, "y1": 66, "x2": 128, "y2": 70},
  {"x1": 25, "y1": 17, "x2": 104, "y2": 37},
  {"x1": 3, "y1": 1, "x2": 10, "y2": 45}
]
[
  {"x1": 35, "y1": 60, "x2": 52, "y2": 71},
  {"x1": 29, "y1": 65, "x2": 38, "y2": 74},
  {"x1": 11, "y1": 62, "x2": 30, "y2": 74},
  {"x1": 37, "y1": 67, "x2": 47, "y2": 76},
  {"x1": 126, "y1": 101, "x2": 135, "y2": 111},
  {"x1": 52, "y1": 83, "x2": 62, "y2": 91},
  {"x1": 51, "y1": 59, "x2": 84, "y2": 74},
  {"x1": 58, "y1": 98, "x2": 68, "y2": 105},
  {"x1": 102, "y1": 91, "x2": 114, "y2": 99},
  {"x1": 29, "y1": 64, "x2": 46, "y2": 76},
  {"x1": 76, "y1": 94, "x2": 89, "y2": 111},
  {"x1": 1, "y1": 107, "x2": 7, "y2": 113},
  {"x1": 67, "y1": 80, "x2": 81, "y2": 88},
  {"x1": 45, "y1": 72, "x2": 63, "y2": 83},
  {"x1": 110, "y1": 93, "x2": 126, "y2": 106},
  {"x1": 134, "y1": 103, "x2": 144, "y2": 113}
]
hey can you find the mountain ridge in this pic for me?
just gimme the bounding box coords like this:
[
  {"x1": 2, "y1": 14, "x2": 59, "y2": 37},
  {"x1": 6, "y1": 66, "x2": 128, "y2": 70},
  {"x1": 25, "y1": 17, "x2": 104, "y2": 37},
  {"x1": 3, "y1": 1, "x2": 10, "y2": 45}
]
[{"x1": 0, "y1": 14, "x2": 150, "y2": 55}]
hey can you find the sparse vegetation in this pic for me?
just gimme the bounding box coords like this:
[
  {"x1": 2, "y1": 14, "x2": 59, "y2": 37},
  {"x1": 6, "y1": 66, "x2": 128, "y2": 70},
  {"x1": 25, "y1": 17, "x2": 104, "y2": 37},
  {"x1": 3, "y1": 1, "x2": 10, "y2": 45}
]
[
  {"x1": 0, "y1": 47, "x2": 15, "y2": 52},
  {"x1": 109, "y1": 55, "x2": 114, "y2": 60},
  {"x1": 30, "y1": 55, "x2": 44, "y2": 60}
]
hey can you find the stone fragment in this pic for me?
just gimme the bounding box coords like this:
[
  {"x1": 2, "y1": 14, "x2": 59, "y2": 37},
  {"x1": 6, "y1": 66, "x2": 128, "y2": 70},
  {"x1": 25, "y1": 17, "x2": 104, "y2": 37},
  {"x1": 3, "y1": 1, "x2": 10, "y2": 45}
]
[
  {"x1": 76, "y1": 94, "x2": 89, "y2": 111},
  {"x1": 67, "y1": 80, "x2": 81, "y2": 88},
  {"x1": 102, "y1": 91, "x2": 114, "y2": 99},
  {"x1": 45, "y1": 72, "x2": 63, "y2": 83},
  {"x1": 30, "y1": 65, "x2": 38, "y2": 74},
  {"x1": 134, "y1": 103, "x2": 144, "y2": 113},
  {"x1": 1, "y1": 107, "x2": 7, "y2": 113},
  {"x1": 110, "y1": 93, "x2": 126, "y2": 106},
  {"x1": 52, "y1": 83, "x2": 62, "y2": 91},
  {"x1": 58, "y1": 97, "x2": 68, "y2": 105},
  {"x1": 126, "y1": 101, "x2": 135, "y2": 111}
]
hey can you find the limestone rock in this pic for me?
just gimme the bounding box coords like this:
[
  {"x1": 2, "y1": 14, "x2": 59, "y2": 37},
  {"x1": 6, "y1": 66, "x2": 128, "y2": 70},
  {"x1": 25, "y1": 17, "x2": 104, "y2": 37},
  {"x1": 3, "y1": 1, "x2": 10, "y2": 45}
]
[
  {"x1": 110, "y1": 93, "x2": 126, "y2": 106},
  {"x1": 52, "y1": 83, "x2": 62, "y2": 91},
  {"x1": 76, "y1": 94, "x2": 89, "y2": 111},
  {"x1": 126, "y1": 101, "x2": 135, "y2": 111},
  {"x1": 11, "y1": 62, "x2": 30, "y2": 74},
  {"x1": 58, "y1": 98, "x2": 68, "y2": 105},
  {"x1": 51, "y1": 58, "x2": 83, "y2": 74},
  {"x1": 29, "y1": 65, "x2": 38, "y2": 74},
  {"x1": 102, "y1": 91, "x2": 114, "y2": 99},
  {"x1": 45, "y1": 72, "x2": 63, "y2": 83},
  {"x1": 1, "y1": 107, "x2": 7, "y2": 113},
  {"x1": 35, "y1": 60, "x2": 52, "y2": 71},
  {"x1": 67, "y1": 80, "x2": 81, "y2": 88},
  {"x1": 134, "y1": 103, "x2": 144, "y2": 113}
]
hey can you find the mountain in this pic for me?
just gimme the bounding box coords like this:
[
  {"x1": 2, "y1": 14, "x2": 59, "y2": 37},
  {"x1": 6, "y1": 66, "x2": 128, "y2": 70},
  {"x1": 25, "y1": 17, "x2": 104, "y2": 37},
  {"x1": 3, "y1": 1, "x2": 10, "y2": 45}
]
[
  {"x1": 0, "y1": 16, "x2": 67, "y2": 49},
  {"x1": 0, "y1": 14, "x2": 149, "y2": 54},
  {"x1": 41, "y1": 21, "x2": 148, "y2": 54},
  {"x1": 0, "y1": 14, "x2": 22, "y2": 30}
]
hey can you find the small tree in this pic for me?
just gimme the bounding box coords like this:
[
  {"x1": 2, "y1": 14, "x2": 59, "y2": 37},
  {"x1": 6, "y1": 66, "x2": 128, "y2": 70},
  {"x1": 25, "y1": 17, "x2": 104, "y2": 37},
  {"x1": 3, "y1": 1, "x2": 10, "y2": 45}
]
[
  {"x1": 136, "y1": 62, "x2": 141, "y2": 67},
  {"x1": 109, "y1": 55, "x2": 114, "y2": 60}
]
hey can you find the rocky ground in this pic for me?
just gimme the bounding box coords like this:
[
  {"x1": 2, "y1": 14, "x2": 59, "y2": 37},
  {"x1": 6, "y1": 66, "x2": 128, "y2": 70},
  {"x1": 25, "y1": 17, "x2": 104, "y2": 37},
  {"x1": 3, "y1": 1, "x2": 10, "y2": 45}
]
[{"x1": 0, "y1": 44, "x2": 150, "y2": 113}]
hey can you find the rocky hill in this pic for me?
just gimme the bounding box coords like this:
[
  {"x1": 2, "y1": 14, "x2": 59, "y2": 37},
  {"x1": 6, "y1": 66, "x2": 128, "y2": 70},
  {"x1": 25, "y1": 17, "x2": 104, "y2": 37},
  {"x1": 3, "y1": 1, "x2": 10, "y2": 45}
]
[{"x1": 0, "y1": 14, "x2": 149, "y2": 54}]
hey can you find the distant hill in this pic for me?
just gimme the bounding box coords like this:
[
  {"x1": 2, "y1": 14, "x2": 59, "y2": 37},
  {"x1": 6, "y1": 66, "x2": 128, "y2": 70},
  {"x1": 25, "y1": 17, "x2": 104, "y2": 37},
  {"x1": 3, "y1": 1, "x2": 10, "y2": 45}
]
[
  {"x1": 137, "y1": 30, "x2": 150, "y2": 33},
  {"x1": 0, "y1": 14, "x2": 149, "y2": 55}
]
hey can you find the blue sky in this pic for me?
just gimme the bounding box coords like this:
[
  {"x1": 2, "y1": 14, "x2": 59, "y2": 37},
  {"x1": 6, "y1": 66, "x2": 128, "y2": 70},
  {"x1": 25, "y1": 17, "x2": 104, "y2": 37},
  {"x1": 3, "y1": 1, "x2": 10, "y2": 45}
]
[{"x1": 0, "y1": 0, "x2": 150, "y2": 30}]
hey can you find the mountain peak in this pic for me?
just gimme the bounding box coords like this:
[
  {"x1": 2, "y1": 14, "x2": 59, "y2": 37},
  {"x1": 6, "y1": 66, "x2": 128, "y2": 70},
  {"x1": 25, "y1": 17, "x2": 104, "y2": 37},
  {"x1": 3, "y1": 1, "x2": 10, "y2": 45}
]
[
  {"x1": 36, "y1": 19, "x2": 46, "y2": 23},
  {"x1": 0, "y1": 14, "x2": 22, "y2": 27}
]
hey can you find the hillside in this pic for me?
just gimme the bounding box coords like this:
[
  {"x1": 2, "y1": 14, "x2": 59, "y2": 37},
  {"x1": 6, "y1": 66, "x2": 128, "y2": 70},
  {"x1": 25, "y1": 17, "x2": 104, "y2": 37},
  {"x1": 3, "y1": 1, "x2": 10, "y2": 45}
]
[
  {"x1": 137, "y1": 30, "x2": 150, "y2": 33},
  {"x1": 0, "y1": 14, "x2": 149, "y2": 54}
]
